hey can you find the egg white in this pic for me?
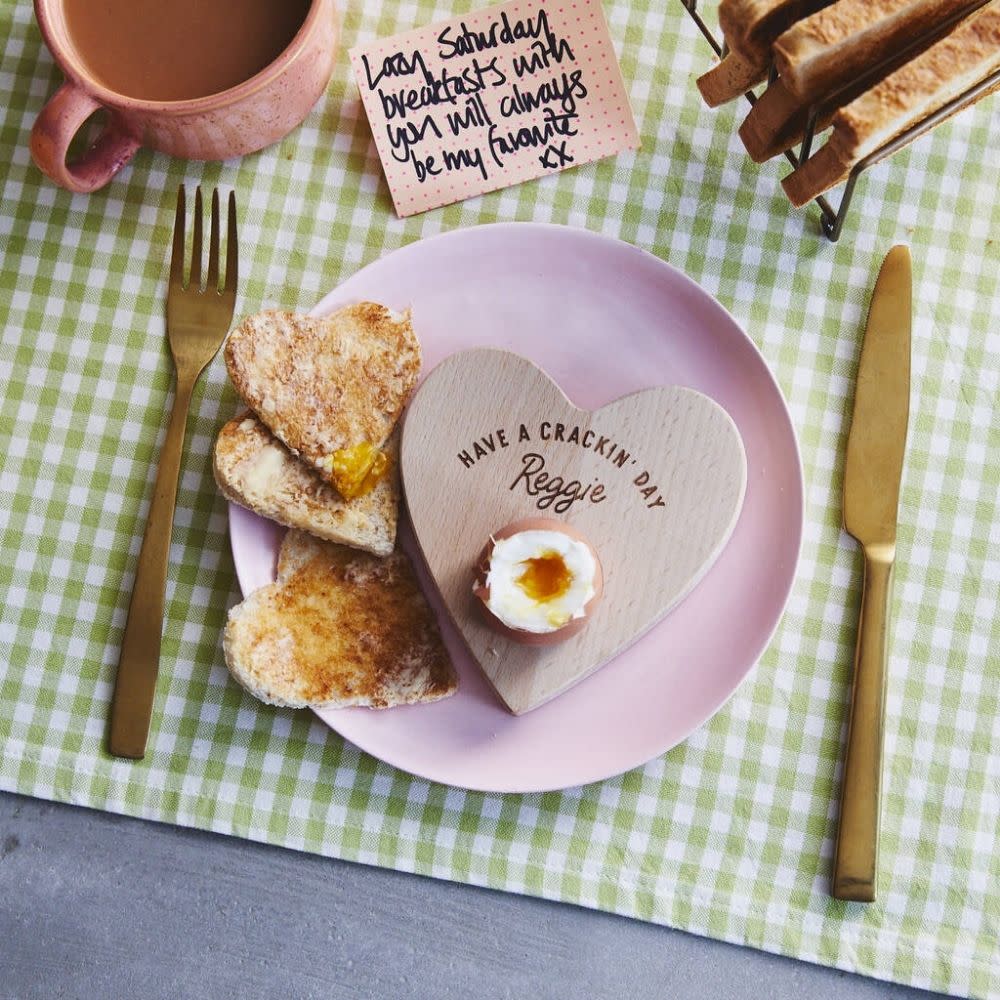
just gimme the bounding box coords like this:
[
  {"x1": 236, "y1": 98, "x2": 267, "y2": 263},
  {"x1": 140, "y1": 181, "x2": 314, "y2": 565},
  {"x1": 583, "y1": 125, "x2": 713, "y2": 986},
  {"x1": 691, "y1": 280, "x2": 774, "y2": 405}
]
[{"x1": 485, "y1": 529, "x2": 597, "y2": 634}]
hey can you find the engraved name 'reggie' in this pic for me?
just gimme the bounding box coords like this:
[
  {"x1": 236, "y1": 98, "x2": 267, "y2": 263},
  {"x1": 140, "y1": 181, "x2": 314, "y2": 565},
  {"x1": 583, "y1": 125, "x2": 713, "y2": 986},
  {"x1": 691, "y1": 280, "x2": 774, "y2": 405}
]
[{"x1": 456, "y1": 420, "x2": 666, "y2": 513}]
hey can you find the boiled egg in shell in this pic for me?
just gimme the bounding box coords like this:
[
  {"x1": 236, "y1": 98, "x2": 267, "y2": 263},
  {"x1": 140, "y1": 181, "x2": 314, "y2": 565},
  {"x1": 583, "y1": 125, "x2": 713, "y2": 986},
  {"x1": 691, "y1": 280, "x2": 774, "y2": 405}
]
[{"x1": 473, "y1": 518, "x2": 603, "y2": 645}]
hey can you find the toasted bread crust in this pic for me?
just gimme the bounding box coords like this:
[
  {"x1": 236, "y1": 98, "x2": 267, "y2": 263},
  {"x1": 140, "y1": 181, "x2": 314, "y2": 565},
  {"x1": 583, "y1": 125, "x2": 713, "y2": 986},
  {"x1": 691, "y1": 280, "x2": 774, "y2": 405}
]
[
  {"x1": 223, "y1": 531, "x2": 457, "y2": 710},
  {"x1": 738, "y1": 78, "x2": 821, "y2": 162},
  {"x1": 224, "y1": 304, "x2": 420, "y2": 487},
  {"x1": 213, "y1": 413, "x2": 398, "y2": 556},
  {"x1": 697, "y1": 50, "x2": 769, "y2": 107}
]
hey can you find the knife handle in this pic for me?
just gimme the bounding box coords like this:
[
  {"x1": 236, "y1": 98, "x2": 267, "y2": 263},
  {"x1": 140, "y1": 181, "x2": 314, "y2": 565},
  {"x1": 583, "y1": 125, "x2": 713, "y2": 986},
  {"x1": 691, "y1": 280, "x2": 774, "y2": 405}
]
[{"x1": 832, "y1": 550, "x2": 894, "y2": 902}]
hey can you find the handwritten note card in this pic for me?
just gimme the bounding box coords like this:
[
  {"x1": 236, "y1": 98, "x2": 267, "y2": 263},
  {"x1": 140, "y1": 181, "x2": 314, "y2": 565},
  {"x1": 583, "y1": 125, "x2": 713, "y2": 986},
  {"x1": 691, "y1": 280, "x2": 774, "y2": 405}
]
[{"x1": 349, "y1": 0, "x2": 640, "y2": 217}]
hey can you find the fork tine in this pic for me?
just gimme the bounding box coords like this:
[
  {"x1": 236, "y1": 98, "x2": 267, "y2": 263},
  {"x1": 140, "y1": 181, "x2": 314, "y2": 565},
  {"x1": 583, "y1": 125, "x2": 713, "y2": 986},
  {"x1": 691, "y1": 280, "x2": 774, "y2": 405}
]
[
  {"x1": 206, "y1": 189, "x2": 221, "y2": 293},
  {"x1": 225, "y1": 191, "x2": 239, "y2": 297},
  {"x1": 170, "y1": 185, "x2": 186, "y2": 288},
  {"x1": 190, "y1": 186, "x2": 204, "y2": 289}
]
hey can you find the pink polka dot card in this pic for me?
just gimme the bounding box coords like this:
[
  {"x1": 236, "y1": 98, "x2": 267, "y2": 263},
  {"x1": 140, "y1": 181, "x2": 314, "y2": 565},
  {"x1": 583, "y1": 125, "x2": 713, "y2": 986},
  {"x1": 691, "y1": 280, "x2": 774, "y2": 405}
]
[{"x1": 349, "y1": 0, "x2": 640, "y2": 217}]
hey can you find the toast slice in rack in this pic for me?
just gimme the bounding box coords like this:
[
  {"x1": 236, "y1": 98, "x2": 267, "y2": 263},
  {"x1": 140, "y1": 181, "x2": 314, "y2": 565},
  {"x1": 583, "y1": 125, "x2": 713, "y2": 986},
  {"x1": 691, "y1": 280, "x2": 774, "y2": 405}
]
[
  {"x1": 719, "y1": 0, "x2": 832, "y2": 60},
  {"x1": 698, "y1": 51, "x2": 770, "y2": 107},
  {"x1": 781, "y1": 0, "x2": 1000, "y2": 206},
  {"x1": 739, "y1": 77, "x2": 833, "y2": 162},
  {"x1": 698, "y1": 0, "x2": 832, "y2": 106},
  {"x1": 773, "y1": 0, "x2": 974, "y2": 101},
  {"x1": 741, "y1": 0, "x2": 974, "y2": 162},
  {"x1": 224, "y1": 303, "x2": 420, "y2": 490},
  {"x1": 214, "y1": 412, "x2": 399, "y2": 557},
  {"x1": 223, "y1": 530, "x2": 457, "y2": 709}
]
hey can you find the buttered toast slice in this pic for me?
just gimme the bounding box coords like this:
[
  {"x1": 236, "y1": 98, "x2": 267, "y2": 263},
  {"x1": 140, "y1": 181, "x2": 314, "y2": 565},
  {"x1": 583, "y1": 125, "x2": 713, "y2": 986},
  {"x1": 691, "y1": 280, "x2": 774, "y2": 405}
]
[
  {"x1": 214, "y1": 412, "x2": 399, "y2": 557},
  {"x1": 223, "y1": 531, "x2": 457, "y2": 710},
  {"x1": 224, "y1": 303, "x2": 420, "y2": 489}
]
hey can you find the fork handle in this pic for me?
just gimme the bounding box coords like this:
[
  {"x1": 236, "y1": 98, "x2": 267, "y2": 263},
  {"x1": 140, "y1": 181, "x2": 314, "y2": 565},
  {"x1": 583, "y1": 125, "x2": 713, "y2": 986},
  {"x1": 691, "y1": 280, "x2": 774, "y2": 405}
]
[
  {"x1": 832, "y1": 551, "x2": 893, "y2": 902},
  {"x1": 108, "y1": 375, "x2": 195, "y2": 759}
]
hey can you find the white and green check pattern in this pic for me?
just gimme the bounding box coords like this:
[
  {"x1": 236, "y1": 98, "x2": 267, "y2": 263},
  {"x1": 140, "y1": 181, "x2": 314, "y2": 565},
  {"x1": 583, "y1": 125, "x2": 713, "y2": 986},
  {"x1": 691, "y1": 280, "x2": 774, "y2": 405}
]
[{"x1": 1, "y1": 2, "x2": 997, "y2": 996}]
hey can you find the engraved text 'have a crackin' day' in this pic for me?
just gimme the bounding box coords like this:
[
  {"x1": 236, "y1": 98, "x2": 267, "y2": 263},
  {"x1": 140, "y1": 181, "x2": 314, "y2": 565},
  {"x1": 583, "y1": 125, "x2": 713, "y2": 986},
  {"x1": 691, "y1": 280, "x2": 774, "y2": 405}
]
[{"x1": 457, "y1": 421, "x2": 667, "y2": 513}]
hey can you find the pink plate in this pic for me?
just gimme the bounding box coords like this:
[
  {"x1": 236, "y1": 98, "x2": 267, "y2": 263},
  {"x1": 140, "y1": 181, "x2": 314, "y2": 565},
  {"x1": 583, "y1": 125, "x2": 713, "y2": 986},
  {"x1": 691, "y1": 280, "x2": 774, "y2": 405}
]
[{"x1": 228, "y1": 224, "x2": 803, "y2": 793}]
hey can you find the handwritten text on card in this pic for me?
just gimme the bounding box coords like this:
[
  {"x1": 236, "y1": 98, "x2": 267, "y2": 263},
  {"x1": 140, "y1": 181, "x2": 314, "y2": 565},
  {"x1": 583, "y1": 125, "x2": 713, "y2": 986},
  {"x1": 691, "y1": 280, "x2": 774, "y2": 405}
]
[{"x1": 350, "y1": 0, "x2": 639, "y2": 216}]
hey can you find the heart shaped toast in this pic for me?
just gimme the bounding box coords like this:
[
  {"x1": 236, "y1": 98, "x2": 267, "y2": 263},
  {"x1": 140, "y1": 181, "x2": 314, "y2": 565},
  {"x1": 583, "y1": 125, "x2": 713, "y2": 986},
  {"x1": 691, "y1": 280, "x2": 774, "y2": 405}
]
[{"x1": 401, "y1": 349, "x2": 748, "y2": 715}]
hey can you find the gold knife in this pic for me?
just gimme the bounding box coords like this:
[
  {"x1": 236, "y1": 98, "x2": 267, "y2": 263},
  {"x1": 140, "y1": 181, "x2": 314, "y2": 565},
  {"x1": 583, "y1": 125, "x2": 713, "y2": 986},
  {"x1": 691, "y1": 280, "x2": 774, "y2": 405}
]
[{"x1": 832, "y1": 245, "x2": 911, "y2": 902}]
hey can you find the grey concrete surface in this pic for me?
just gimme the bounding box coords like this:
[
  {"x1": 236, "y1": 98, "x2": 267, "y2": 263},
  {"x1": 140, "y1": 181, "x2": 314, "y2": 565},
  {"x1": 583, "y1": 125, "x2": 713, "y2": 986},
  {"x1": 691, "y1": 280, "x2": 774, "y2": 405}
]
[{"x1": 0, "y1": 791, "x2": 946, "y2": 1000}]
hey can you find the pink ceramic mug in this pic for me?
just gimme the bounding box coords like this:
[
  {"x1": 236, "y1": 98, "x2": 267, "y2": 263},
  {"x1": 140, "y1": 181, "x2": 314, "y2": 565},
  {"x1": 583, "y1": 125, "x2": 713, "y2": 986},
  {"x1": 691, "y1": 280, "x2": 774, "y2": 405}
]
[{"x1": 30, "y1": 0, "x2": 337, "y2": 193}]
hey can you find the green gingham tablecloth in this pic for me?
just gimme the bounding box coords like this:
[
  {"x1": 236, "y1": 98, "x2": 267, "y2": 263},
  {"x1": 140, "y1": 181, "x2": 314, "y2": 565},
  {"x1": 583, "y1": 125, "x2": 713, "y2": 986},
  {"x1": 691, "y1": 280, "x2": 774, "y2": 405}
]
[{"x1": 1, "y1": 1, "x2": 998, "y2": 995}]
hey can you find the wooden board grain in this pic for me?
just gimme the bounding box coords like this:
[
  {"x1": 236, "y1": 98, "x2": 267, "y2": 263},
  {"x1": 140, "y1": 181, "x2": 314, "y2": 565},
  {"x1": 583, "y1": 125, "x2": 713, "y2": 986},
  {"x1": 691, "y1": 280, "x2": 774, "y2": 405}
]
[{"x1": 401, "y1": 349, "x2": 747, "y2": 714}]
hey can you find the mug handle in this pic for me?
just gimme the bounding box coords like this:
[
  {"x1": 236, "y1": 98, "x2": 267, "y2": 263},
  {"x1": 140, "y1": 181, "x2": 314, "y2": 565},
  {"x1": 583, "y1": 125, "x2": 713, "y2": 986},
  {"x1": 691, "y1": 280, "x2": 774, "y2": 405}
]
[{"x1": 30, "y1": 81, "x2": 141, "y2": 193}]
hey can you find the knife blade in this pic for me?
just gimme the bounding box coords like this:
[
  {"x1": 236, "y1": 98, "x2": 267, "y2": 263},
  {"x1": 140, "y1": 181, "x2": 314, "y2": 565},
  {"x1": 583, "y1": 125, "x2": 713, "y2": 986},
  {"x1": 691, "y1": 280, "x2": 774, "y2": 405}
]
[{"x1": 832, "y1": 244, "x2": 911, "y2": 903}]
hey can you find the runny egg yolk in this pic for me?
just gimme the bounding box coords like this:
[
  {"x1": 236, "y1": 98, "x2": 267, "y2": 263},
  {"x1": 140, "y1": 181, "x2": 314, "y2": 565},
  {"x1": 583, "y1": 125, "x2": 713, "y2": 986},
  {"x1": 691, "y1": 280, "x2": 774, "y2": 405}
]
[
  {"x1": 516, "y1": 551, "x2": 573, "y2": 603},
  {"x1": 481, "y1": 527, "x2": 598, "y2": 635},
  {"x1": 326, "y1": 442, "x2": 388, "y2": 499}
]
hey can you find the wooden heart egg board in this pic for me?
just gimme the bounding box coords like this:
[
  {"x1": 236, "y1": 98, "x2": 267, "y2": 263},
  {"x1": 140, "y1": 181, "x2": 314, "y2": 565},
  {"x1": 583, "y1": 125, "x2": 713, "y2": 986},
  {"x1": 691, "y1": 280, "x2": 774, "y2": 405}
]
[{"x1": 400, "y1": 348, "x2": 747, "y2": 715}]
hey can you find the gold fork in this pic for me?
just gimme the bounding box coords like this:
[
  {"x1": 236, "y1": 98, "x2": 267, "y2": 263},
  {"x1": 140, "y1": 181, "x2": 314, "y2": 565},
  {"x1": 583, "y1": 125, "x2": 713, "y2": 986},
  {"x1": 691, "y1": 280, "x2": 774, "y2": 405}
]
[{"x1": 109, "y1": 185, "x2": 238, "y2": 759}]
